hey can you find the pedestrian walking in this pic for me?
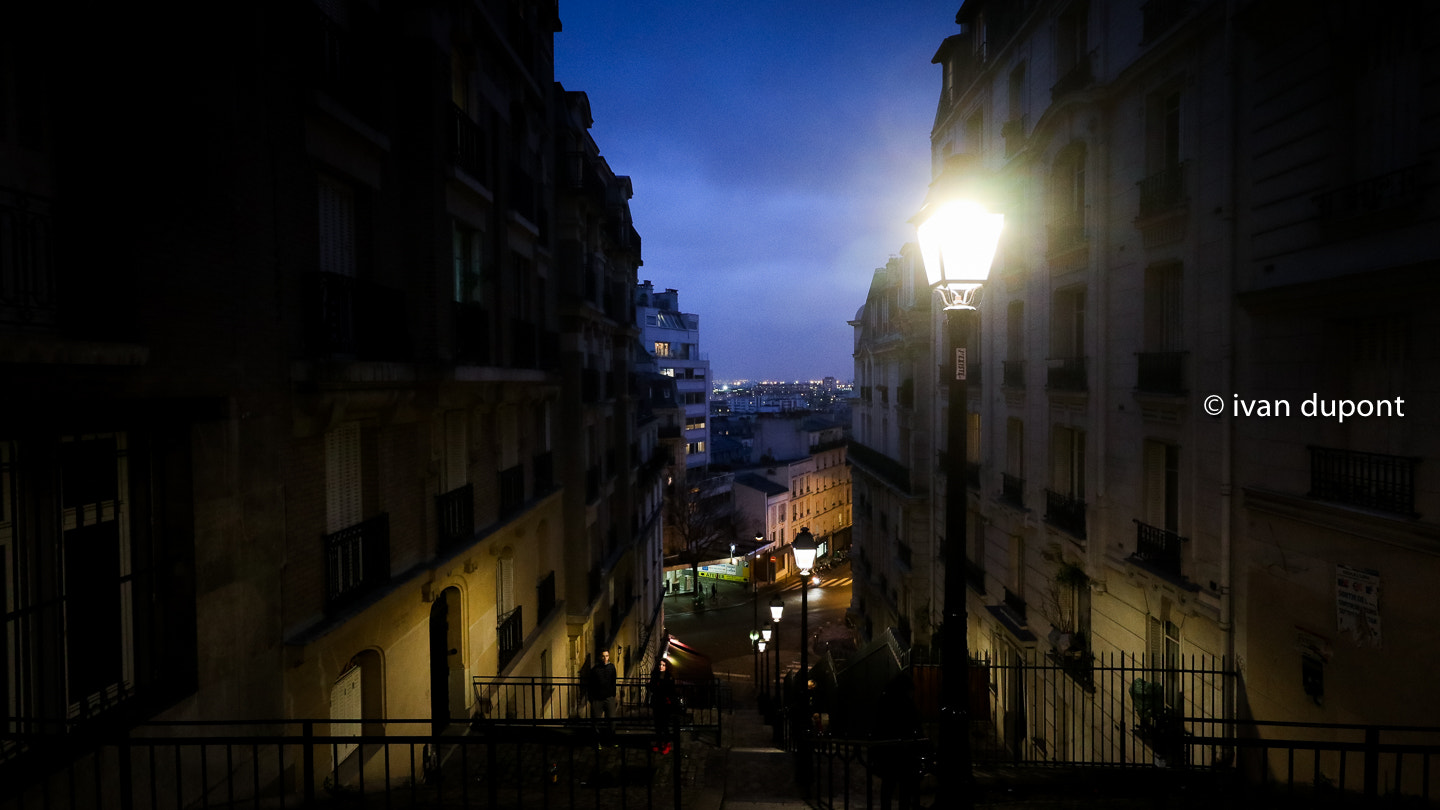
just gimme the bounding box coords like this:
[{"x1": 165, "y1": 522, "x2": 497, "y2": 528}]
[
  {"x1": 587, "y1": 649, "x2": 618, "y2": 738},
  {"x1": 648, "y1": 658, "x2": 678, "y2": 753}
]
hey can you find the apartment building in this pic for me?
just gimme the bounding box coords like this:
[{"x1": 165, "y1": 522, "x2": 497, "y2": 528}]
[
  {"x1": 635, "y1": 281, "x2": 712, "y2": 470},
  {"x1": 852, "y1": 0, "x2": 1439, "y2": 771},
  {"x1": 0, "y1": 0, "x2": 662, "y2": 795}
]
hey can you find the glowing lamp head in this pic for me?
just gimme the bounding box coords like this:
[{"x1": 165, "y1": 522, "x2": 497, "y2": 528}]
[
  {"x1": 769, "y1": 595, "x2": 784, "y2": 622},
  {"x1": 761, "y1": 622, "x2": 773, "y2": 642},
  {"x1": 916, "y1": 199, "x2": 1004, "y2": 303},
  {"x1": 793, "y1": 528, "x2": 819, "y2": 573},
  {"x1": 758, "y1": 639, "x2": 767, "y2": 653}
]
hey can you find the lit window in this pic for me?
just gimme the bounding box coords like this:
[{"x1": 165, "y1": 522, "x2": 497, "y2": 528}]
[{"x1": 654, "y1": 342, "x2": 672, "y2": 358}]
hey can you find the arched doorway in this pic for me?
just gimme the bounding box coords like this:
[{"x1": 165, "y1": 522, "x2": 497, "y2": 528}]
[{"x1": 429, "y1": 586, "x2": 463, "y2": 731}]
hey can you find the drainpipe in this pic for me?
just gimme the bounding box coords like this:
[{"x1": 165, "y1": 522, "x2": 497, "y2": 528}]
[{"x1": 1219, "y1": 0, "x2": 1240, "y2": 737}]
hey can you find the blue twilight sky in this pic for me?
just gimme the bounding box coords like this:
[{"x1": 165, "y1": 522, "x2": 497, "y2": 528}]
[{"x1": 554, "y1": 2, "x2": 963, "y2": 383}]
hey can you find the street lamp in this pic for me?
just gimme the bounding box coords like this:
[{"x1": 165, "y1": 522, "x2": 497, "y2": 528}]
[
  {"x1": 913, "y1": 154, "x2": 1004, "y2": 810},
  {"x1": 749, "y1": 628, "x2": 760, "y2": 693},
  {"x1": 769, "y1": 595, "x2": 784, "y2": 707}
]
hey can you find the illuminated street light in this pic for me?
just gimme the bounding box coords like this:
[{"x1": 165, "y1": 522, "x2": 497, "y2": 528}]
[{"x1": 913, "y1": 153, "x2": 1004, "y2": 810}]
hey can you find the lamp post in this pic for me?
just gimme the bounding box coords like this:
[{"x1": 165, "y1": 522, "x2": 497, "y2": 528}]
[
  {"x1": 913, "y1": 155, "x2": 1005, "y2": 810},
  {"x1": 769, "y1": 595, "x2": 784, "y2": 705},
  {"x1": 792, "y1": 530, "x2": 819, "y2": 694},
  {"x1": 749, "y1": 628, "x2": 760, "y2": 695}
]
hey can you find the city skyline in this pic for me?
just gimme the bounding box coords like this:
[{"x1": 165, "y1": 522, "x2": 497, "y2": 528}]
[{"x1": 555, "y1": 2, "x2": 963, "y2": 382}]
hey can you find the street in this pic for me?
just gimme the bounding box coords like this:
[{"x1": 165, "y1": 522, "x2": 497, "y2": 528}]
[{"x1": 661, "y1": 561, "x2": 856, "y2": 687}]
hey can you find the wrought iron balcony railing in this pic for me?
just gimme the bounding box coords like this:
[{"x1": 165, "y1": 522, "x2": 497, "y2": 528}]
[
  {"x1": 0, "y1": 188, "x2": 57, "y2": 330},
  {"x1": 1142, "y1": 0, "x2": 1191, "y2": 43},
  {"x1": 497, "y1": 606, "x2": 524, "y2": 670},
  {"x1": 1002, "y1": 360, "x2": 1026, "y2": 388},
  {"x1": 1046, "y1": 211, "x2": 1086, "y2": 255},
  {"x1": 1001, "y1": 474, "x2": 1026, "y2": 509},
  {"x1": 1046, "y1": 356, "x2": 1088, "y2": 392},
  {"x1": 436, "y1": 483, "x2": 474, "y2": 552},
  {"x1": 498, "y1": 464, "x2": 525, "y2": 520},
  {"x1": 1051, "y1": 54, "x2": 1094, "y2": 100},
  {"x1": 1136, "y1": 351, "x2": 1187, "y2": 395},
  {"x1": 325, "y1": 513, "x2": 390, "y2": 608},
  {"x1": 1132, "y1": 520, "x2": 1186, "y2": 580},
  {"x1": 1137, "y1": 162, "x2": 1189, "y2": 218},
  {"x1": 451, "y1": 104, "x2": 492, "y2": 187},
  {"x1": 1308, "y1": 446, "x2": 1419, "y2": 516},
  {"x1": 1045, "y1": 489, "x2": 1088, "y2": 539}
]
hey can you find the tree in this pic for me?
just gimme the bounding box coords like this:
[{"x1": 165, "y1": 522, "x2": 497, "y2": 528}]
[{"x1": 664, "y1": 471, "x2": 736, "y2": 596}]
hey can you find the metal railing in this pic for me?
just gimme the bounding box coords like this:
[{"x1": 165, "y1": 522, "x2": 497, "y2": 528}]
[
  {"x1": 471, "y1": 676, "x2": 724, "y2": 743},
  {"x1": 1308, "y1": 446, "x2": 1418, "y2": 516},
  {"x1": 1132, "y1": 519, "x2": 1186, "y2": 579},
  {"x1": 325, "y1": 513, "x2": 390, "y2": 608},
  {"x1": 436, "y1": 483, "x2": 474, "y2": 552},
  {"x1": 1001, "y1": 473, "x2": 1025, "y2": 508},
  {"x1": 1046, "y1": 356, "x2": 1087, "y2": 392},
  {"x1": 1136, "y1": 351, "x2": 1186, "y2": 394},
  {"x1": 1045, "y1": 489, "x2": 1087, "y2": 539},
  {"x1": 1137, "y1": 161, "x2": 1188, "y2": 218},
  {"x1": 496, "y1": 607, "x2": 523, "y2": 670},
  {"x1": 1, "y1": 717, "x2": 688, "y2": 810}
]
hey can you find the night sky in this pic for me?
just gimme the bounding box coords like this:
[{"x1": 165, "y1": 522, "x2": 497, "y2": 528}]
[{"x1": 555, "y1": 2, "x2": 963, "y2": 383}]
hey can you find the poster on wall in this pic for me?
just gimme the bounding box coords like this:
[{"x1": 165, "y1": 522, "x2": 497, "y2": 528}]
[{"x1": 1335, "y1": 563, "x2": 1381, "y2": 646}]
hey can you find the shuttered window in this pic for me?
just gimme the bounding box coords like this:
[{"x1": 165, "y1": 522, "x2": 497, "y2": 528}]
[
  {"x1": 497, "y1": 557, "x2": 515, "y2": 616},
  {"x1": 325, "y1": 423, "x2": 362, "y2": 534},
  {"x1": 330, "y1": 665, "x2": 362, "y2": 762}
]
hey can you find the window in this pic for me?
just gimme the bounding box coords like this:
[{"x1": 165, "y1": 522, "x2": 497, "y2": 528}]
[
  {"x1": 654, "y1": 341, "x2": 672, "y2": 358},
  {"x1": 660, "y1": 367, "x2": 675, "y2": 377},
  {"x1": 497, "y1": 556, "x2": 515, "y2": 616},
  {"x1": 1051, "y1": 287, "x2": 1086, "y2": 359},
  {"x1": 1144, "y1": 264, "x2": 1183, "y2": 352},
  {"x1": 685, "y1": 417, "x2": 706, "y2": 431},
  {"x1": 1048, "y1": 144, "x2": 1086, "y2": 253},
  {"x1": 318, "y1": 174, "x2": 357, "y2": 277},
  {"x1": 453, "y1": 221, "x2": 486, "y2": 304},
  {"x1": 1147, "y1": 614, "x2": 1181, "y2": 708},
  {"x1": 965, "y1": 108, "x2": 983, "y2": 153},
  {"x1": 326, "y1": 422, "x2": 363, "y2": 534},
  {"x1": 1006, "y1": 301, "x2": 1024, "y2": 360},
  {"x1": 686, "y1": 441, "x2": 706, "y2": 455},
  {"x1": 1146, "y1": 89, "x2": 1182, "y2": 175},
  {"x1": 1051, "y1": 426, "x2": 1085, "y2": 500},
  {"x1": 1006, "y1": 419, "x2": 1024, "y2": 479},
  {"x1": 1142, "y1": 440, "x2": 1179, "y2": 533},
  {"x1": 1056, "y1": 2, "x2": 1089, "y2": 76}
]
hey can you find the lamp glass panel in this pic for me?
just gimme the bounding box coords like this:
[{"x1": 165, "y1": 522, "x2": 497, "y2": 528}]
[{"x1": 917, "y1": 200, "x2": 1004, "y2": 288}]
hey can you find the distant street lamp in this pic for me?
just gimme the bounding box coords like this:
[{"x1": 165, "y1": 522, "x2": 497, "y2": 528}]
[
  {"x1": 769, "y1": 595, "x2": 784, "y2": 714},
  {"x1": 749, "y1": 628, "x2": 761, "y2": 693},
  {"x1": 792, "y1": 527, "x2": 820, "y2": 772},
  {"x1": 913, "y1": 154, "x2": 1004, "y2": 810}
]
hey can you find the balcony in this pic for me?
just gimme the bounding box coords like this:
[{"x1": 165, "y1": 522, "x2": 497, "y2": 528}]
[
  {"x1": 310, "y1": 6, "x2": 381, "y2": 127},
  {"x1": 1002, "y1": 360, "x2": 1026, "y2": 389},
  {"x1": 1308, "y1": 446, "x2": 1419, "y2": 516},
  {"x1": 1313, "y1": 163, "x2": 1428, "y2": 224},
  {"x1": 1131, "y1": 520, "x2": 1186, "y2": 581},
  {"x1": 498, "y1": 464, "x2": 525, "y2": 520},
  {"x1": 1136, "y1": 351, "x2": 1187, "y2": 395},
  {"x1": 1046, "y1": 357, "x2": 1088, "y2": 392},
  {"x1": 1137, "y1": 162, "x2": 1189, "y2": 219},
  {"x1": 453, "y1": 302, "x2": 490, "y2": 365},
  {"x1": 1001, "y1": 474, "x2": 1026, "y2": 509},
  {"x1": 325, "y1": 514, "x2": 390, "y2": 609},
  {"x1": 435, "y1": 483, "x2": 474, "y2": 553},
  {"x1": 1003, "y1": 587, "x2": 1027, "y2": 623},
  {"x1": 497, "y1": 606, "x2": 523, "y2": 670},
  {"x1": 532, "y1": 451, "x2": 555, "y2": 494},
  {"x1": 1045, "y1": 489, "x2": 1087, "y2": 540},
  {"x1": 1141, "y1": 0, "x2": 1190, "y2": 43},
  {"x1": 451, "y1": 105, "x2": 492, "y2": 187},
  {"x1": 0, "y1": 188, "x2": 57, "y2": 330},
  {"x1": 304, "y1": 272, "x2": 411, "y2": 361},
  {"x1": 848, "y1": 440, "x2": 912, "y2": 495},
  {"x1": 966, "y1": 559, "x2": 986, "y2": 594},
  {"x1": 1046, "y1": 211, "x2": 1086, "y2": 257},
  {"x1": 1050, "y1": 54, "x2": 1094, "y2": 101}
]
